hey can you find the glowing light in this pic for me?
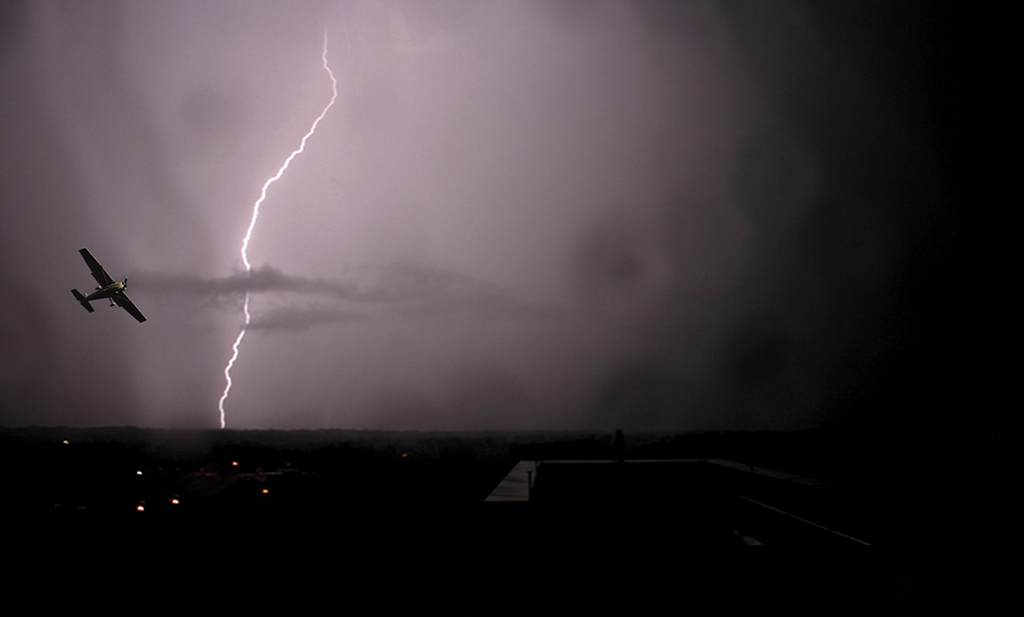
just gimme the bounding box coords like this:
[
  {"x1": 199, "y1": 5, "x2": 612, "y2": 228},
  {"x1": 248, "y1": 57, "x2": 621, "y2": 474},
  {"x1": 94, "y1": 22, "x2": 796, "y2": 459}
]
[
  {"x1": 171, "y1": 498, "x2": 180, "y2": 505},
  {"x1": 262, "y1": 489, "x2": 269, "y2": 494},
  {"x1": 232, "y1": 461, "x2": 239, "y2": 466},
  {"x1": 137, "y1": 504, "x2": 145, "y2": 512},
  {"x1": 218, "y1": 28, "x2": 338, "y2": 429}
]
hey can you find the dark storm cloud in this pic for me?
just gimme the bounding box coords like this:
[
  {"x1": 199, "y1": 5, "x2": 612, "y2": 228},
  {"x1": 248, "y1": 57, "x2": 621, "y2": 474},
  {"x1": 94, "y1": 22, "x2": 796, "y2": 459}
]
[
  {"x1": 135, "y1": 263, "x2": 567, "y2": 330},
  {"x1": 248, "y1": 305, "x2": 368, "y2": 332},
  {"x1": 136, "y1": 265, "x2": 364, "y2": 301}
]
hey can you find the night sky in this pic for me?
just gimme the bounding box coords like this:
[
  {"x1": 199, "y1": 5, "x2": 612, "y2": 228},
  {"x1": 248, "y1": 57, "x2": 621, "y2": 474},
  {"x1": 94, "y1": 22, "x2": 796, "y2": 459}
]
[{"x1": 0, "y1": 1, "x2": 956, "y2": 432}]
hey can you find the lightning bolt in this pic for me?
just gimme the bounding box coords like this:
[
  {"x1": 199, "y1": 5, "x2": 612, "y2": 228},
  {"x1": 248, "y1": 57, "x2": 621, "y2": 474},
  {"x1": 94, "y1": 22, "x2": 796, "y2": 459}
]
[{"x1": 218, "y1": 29, "x2": 338, "y2": 429}]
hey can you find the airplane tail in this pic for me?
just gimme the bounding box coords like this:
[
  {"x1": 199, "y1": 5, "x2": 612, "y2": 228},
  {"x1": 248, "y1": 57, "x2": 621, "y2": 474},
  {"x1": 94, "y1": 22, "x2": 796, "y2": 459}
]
[{"x1": 71, "y1": 289, "x2": 94, "y2": 313}]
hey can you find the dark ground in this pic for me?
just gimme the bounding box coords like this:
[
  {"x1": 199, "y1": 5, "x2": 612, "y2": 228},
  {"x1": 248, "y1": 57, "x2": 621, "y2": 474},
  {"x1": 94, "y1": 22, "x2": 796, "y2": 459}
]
[
  {"x1": 1, "y1": 426, "x2": 1008, "y2": 546},
  {"x1": 3, "y1": 425, "x2": 1006, "y2": 612}
]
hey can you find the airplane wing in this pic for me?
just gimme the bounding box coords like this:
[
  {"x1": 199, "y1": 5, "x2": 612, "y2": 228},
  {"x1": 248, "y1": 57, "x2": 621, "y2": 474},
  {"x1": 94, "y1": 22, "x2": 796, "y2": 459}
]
[
  {"x1": 113, "y1": 292, "x2": 147, "y2": 323},
  {"x1": 79, "y1": 248, "x2": 115, "y2": 287}
]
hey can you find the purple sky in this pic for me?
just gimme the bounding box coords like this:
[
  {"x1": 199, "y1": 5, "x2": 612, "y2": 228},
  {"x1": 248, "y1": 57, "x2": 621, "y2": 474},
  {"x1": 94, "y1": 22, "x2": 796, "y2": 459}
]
[{"x1": 0, "y1": 1, "x2": 953, "y2": 431}]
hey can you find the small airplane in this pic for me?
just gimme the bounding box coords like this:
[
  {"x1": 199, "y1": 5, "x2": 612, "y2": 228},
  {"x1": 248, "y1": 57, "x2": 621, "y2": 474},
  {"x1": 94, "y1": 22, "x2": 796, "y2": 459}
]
[{"x1": 71, "y1": 248, "x2": 146, "y2": 323}]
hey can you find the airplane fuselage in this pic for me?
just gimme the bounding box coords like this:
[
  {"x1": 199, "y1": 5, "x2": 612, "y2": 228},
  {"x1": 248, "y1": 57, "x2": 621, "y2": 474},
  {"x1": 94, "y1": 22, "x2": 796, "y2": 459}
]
[{"x1": 85, "y1": 282, "x2": 127, "y2": 304}]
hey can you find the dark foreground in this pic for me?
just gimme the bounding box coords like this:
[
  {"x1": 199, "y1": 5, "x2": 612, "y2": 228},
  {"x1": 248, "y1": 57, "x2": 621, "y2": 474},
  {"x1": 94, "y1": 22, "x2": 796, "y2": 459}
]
[
  {"x1": 0, "y1": 426, "x2": 1007, "y2": 537},
  {"x1": 2, "y1": 426, "x2": 1006, "y2": 611}
]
